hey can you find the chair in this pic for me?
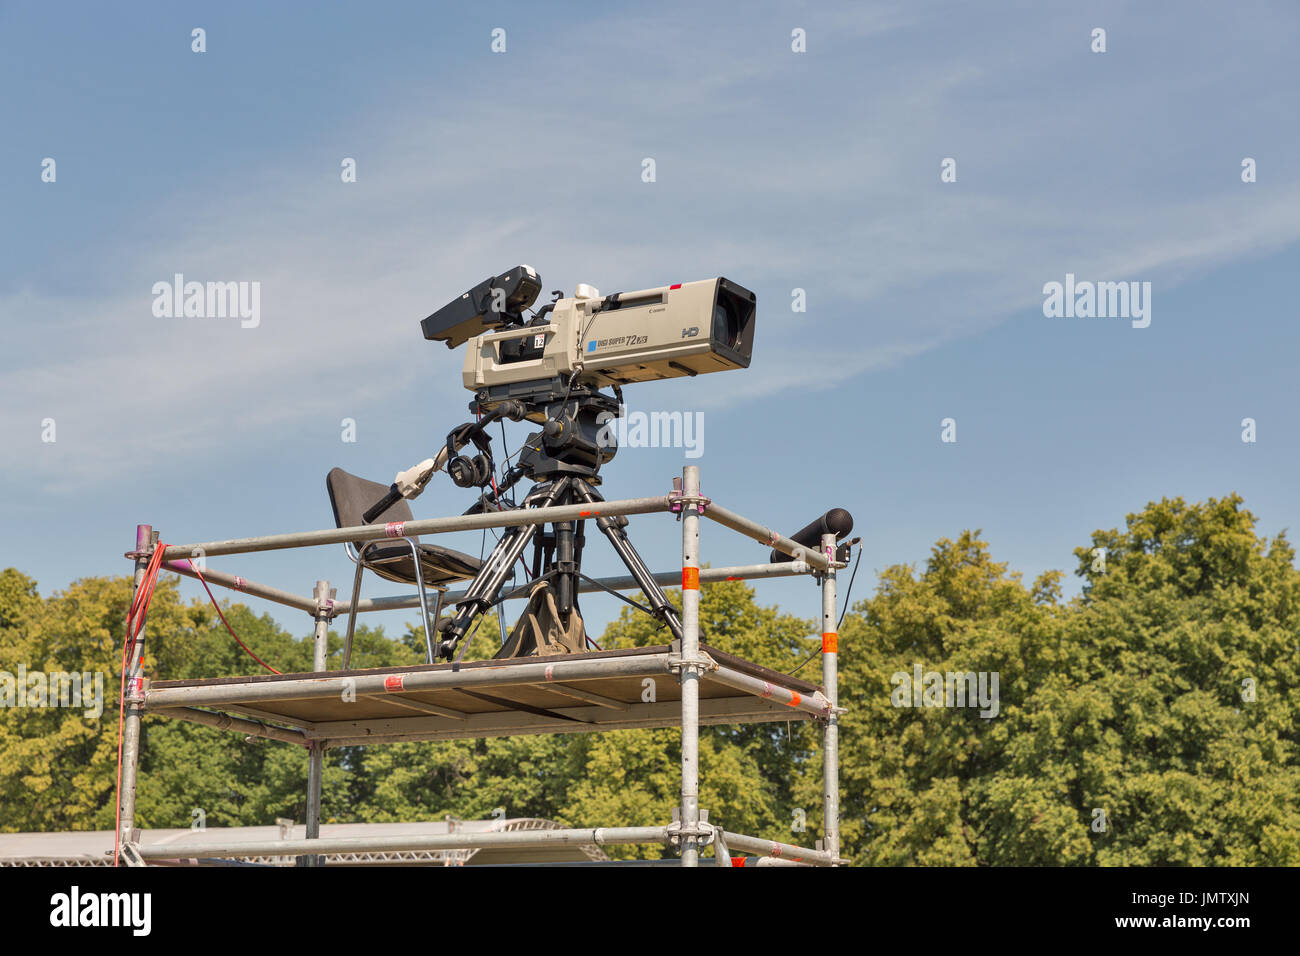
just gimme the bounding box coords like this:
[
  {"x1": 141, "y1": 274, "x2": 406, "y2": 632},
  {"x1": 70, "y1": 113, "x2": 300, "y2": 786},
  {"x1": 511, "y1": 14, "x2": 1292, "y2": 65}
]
[{"x1": 326, "y1": 467, "x2": 483, "y2": 666}]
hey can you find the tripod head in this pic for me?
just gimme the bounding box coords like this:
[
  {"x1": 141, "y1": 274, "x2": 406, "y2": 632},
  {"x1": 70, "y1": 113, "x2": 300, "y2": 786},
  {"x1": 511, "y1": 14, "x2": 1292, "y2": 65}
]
[{"x1": 473, "y1": 376, "x2": 621, "y2": 482}]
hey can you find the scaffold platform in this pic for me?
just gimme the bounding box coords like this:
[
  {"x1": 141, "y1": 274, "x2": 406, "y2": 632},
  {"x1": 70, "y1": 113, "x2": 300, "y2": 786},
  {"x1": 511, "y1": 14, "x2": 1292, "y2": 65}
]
[
  {"x1": 147, "y1": 643, "x2": 828, "y2": 746},
  {"x1": 114, "y1": 466, "x2": 848, "y2": 867}
]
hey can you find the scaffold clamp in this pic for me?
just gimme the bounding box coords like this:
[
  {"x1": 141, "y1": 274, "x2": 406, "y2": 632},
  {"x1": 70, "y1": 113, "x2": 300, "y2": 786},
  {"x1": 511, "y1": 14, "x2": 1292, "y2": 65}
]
[
  {"x1": 667, "y1": 650, "x2": 717, "y2": 677},
  {"x1": 668, "y1": 479, "x2": 710, "y2": 517},
  {"x1": 124, "y1": 677, "x2": 147, "y2": 704},
  {"x1": 314, "y1": 586, "x2": 339, "y2": 620},
  {"x1": 124, "y1": 528, "x2": 160, "y2": 560},
  {"x1": 666, "y1": 808, "x2": 716, "y2": 847}
]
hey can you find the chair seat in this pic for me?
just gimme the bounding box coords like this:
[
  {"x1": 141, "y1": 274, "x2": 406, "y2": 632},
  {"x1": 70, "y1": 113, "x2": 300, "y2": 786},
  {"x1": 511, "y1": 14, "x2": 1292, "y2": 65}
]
[
  {"x1": 328, "y1": 465, "x2": 484, "y2": 666},
  {"x1": 360, "y1": 542, "x2": 482, "y2": 587},
  {"x1": 327, "y1": 466, "x2": 483, "y2": 588}
]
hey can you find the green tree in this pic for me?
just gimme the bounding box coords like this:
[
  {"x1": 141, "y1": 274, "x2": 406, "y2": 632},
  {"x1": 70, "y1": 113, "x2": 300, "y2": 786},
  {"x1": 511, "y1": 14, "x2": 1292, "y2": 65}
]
[
  {"x1": 1054, "y1": 495, "x2": 1300, "y2": 864},
  {"x1": 830, "y1": 496, "x2": 1300, "y2": 865},
  {"x1": 0, "y1": 570, "x2": 330, "y2": 832},
  {"x1": 557, "y1": 578, "x2": 817, "y2": 857}
]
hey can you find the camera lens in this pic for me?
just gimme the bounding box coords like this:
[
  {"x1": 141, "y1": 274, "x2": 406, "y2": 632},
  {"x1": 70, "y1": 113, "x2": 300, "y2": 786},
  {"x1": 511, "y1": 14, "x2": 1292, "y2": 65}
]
[{"x1": 712, "y1": 300, "x2": 740, "y2": 349}]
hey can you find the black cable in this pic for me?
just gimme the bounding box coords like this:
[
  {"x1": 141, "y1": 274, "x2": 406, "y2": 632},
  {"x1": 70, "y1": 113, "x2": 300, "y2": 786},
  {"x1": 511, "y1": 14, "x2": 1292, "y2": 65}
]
[
  {"x1": 454, "y1": 614, "x2": 484, "y2": 663},
  {"x1": 837, "y1": 545, "x2": 862, "y2": 630},
  {"x1": 543, "y1": 306, "x2": 603, "y2": 428},
  {"x1": 788, "y1": 543, "x2": 862, "y2": 675},
  {"x1": 789, "y1": 648, "x2": 818, "y2": 676},
  {"x1": 577, "y1": 306, "x2": 603, "y2": 354},
  {"x1": 575, "y1": 571, "x2": 655, "y2": 616},
  {"x1": 556, "y1": 367, "x2": 581, "y2": 417}
]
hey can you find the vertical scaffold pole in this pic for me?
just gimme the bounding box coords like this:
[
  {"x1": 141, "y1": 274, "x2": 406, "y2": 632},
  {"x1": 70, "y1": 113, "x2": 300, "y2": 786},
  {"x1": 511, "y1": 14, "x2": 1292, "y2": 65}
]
[
  {"x1": 311, "y1": 579, "x2": 331, "y2": 674},
  {"x1": 820, "y1": 532, "x2": 840, "y2": 862},
  {"x1": 300, "y1": 579, "x2": 331, "y2": 867},
  {"x1": 117, "y1": 523, "x2": 152, "y2": 863},
  {"x1": 679, "y1": 465, "x2": 702, "y2": 867}
]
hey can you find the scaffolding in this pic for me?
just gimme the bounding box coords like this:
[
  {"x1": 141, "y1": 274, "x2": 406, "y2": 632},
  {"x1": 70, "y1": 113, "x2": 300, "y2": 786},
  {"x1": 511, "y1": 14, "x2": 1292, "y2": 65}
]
[{"x1": 116, "y1": 465, "x2": 846, "y2": 867}]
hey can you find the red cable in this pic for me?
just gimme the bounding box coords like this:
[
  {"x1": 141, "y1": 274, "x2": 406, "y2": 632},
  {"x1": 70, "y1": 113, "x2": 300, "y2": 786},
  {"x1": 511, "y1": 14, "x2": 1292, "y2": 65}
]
[
  {"x1": 113, "y1": 544, "x2": 282, "y2": 866},
  {"x1": 115, "y1": 541, "x2": 167, "y2": 866},
  {"x1": 190, "y1": 563, "x2": 282, "y2": 676}
]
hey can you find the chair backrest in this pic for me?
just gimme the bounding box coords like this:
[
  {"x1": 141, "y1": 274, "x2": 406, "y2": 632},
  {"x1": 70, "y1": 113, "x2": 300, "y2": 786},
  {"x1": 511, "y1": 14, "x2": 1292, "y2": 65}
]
[{"x1": 326, "y1": 467, "x2": 417, "y2": 550}]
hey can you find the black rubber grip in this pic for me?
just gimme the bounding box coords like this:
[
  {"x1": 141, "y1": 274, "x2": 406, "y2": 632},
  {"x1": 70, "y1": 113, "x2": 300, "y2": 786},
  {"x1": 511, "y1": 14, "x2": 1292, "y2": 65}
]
[
  {"x1": 770, "y1": 508, "x2": 854, "y2": 563},
  {"x1": 362, "y1": 485, "x2": 403, "y2": 524}
]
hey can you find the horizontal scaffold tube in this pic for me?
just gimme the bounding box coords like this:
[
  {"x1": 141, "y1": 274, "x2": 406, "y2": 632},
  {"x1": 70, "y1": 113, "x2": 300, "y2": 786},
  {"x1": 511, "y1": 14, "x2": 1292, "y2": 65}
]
[
  {"x1": 346, "y1": 561, "x2": 812, "y2": 614},
  {"x1": 708, "y1": 664, "x2": 834, "y2": 718},
  {"x1": 702, "y1": 503, "x2": 832, "y2": 571},
  {"x1": 149, "y1": 707, "x2": 310, "y2": 746},
  {"x1": 135, "y1": 826, "x2": 671, "y2": 860},
  {"x1": 163, "y1": 560, "x2": 320, "y2": 614},
  {"x1": 145, "y1": 653, "x2": 675, "y2": 710},
  {"x1": 156, "y1": 496, "x2": 673, "y2": 561},
  {"x1": 722, "y1": 831, "x2": 836, "y2": 866},
  {"x1": 153, "y1": 561, "x2": 811, "y2": 618}
]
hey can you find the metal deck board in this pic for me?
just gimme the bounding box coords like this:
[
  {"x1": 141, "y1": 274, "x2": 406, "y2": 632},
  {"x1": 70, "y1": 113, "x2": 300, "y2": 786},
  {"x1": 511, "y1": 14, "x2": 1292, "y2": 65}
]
[{"x1": 143, "y1": 643, "x2": 826, "y2": 744}]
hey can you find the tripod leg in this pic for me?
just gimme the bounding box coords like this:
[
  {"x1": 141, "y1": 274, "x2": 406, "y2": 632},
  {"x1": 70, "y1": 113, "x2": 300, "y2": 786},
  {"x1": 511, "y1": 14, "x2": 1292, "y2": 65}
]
[
  {"x1": 573, "y1": 478, "x2": 684, "y2": 642},
  {"x1": 436, "y1": 478, "x2": 570, "y2": 660}
]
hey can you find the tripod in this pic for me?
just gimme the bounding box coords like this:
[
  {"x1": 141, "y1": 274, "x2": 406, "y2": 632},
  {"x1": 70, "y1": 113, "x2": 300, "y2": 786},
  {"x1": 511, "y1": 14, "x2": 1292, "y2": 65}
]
[{"x1": 433, "y1": 385, "x2": 684, "y2": 661}]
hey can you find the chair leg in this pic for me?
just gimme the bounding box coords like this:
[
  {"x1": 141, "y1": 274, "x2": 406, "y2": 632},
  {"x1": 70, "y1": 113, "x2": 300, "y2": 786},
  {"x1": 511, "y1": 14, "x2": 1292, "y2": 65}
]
[
  {"x1": 392, "y1": 536, "x2": 438, "y2": 665},
  {"x1": 344, "y1": 538, "x2": 440, "y2": 668},
  {"x1": 341, "y1": 546, "x2": 373, "y2": 671}
]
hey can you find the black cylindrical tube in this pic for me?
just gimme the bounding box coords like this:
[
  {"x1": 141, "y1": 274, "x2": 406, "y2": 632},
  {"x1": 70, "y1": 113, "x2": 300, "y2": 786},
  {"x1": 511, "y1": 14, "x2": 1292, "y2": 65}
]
[{"x1": 769, "y1": 508, "x2": 854, "y2": 563}]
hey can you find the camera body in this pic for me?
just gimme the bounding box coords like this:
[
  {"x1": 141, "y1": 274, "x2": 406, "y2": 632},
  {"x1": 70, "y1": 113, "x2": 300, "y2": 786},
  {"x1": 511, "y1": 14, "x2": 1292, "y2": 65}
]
[{"x1": 458, "y1": 276, "x2": 756, "y2": 391}]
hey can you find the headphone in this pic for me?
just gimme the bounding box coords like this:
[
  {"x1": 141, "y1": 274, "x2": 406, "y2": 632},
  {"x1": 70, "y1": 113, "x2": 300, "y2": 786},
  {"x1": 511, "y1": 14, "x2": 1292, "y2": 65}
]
[{"x1": 446, "y1": 424, "x2": 494, "y2": 489}]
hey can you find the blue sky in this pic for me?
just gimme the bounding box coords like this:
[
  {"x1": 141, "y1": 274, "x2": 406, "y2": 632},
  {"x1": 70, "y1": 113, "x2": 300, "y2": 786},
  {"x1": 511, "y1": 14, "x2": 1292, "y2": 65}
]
[{"x1": 3, "y1": 1, "x2": 1298, "y2": 648}]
